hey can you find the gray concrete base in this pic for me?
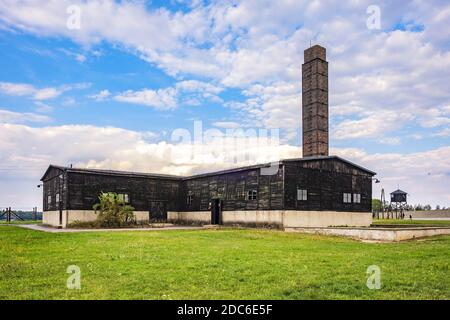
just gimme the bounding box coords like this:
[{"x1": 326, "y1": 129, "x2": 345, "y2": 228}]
[
  {"x1": 169, "y1": 210, "x2": 372, "y2": 228},
  {"x1": 285, "y1": 226, "x2": 450, "y2": 241}
]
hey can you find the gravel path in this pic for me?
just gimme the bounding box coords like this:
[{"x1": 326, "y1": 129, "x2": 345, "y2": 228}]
[{"x1": 3, "y1": 224, "x2": 203, "y2": 233}]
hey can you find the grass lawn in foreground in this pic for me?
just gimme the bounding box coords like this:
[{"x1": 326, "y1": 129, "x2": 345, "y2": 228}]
[
  {"x1": 0, "y1": 226, "x2": 449, "y2": 300},
  {"x1": 373, "y1": 219, "x2": 450, "y2": 226},
  {"x1": 0, "y1": 220, "x2": 42, "y2": 225}
]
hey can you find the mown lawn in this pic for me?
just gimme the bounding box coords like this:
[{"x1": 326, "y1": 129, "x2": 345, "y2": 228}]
[
  {"x1": 373, "y1": 219, "x2": 450, "y2": 226},
  {"x1": 0, "y1": 226, "x2": 449, "y2": 300},
  {"x1": 0, "y1": 220, "x2": 41, "y2": 225}
]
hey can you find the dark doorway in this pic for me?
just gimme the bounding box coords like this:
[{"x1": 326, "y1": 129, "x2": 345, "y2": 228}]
[
  {"x1": 149, "y1": 201, "x2": 167, "y2": 222},
  {"x1": 211, "y1": 199, "x2": 222, "y2": 225}
]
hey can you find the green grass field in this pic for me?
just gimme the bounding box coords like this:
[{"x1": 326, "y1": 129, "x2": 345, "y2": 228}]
[
  {"x1": 0, "y1": 220, "x2": 41, "y2": 225},
  {"x1": 0, "y1": 226, "x2": 449, "y2": 300},
  {"x1": 373, "y1": 219, "x2": 450, "y2": 226}
]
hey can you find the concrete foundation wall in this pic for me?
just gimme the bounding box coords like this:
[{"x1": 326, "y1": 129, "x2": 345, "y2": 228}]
[
  {"x1": 169, "y1": 210, "x2": 372, "y2": 227},
  {"x1": 223, "y1": 210, "x2": 284, "y2": 226},
  {"x1": 168, "y1": 211, "x2": 211, "y2": 223},
  {"x1": 43, "y1": 210, "x2": 149, "y2": 228},
  {"x1": 406, "y1": 210, "x2": 450, "y2": 219},
  {"x1": 44, "y1": 209, "x2": 372, "y2": 228},
  {"x1": 283, "y1": 211, "x2": 372, "y2": 228},
  {"x1": 285, "y1": 226, "x2": 450, "y2": 241}
]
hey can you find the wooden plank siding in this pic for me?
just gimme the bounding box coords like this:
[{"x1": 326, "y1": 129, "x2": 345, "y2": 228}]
[
  {"x1": 283, "y1": 159, "x2": 372, "y2": 212},
  {"x1": 180, "y1": 166, "x2": 284, "y2": 211},
  {"x1": 41, "y1": 156, "x2": 374, "y2": 214}
]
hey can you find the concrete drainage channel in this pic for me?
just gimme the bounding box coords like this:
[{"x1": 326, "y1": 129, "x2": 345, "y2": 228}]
[{"x1": 284, "y1": 226, "x2": 450, "y2": 242}]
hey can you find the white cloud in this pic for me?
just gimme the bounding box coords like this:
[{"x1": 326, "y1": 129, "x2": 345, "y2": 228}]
[
  {"x1": 213, "y1": 121, "x2": 241, "y2": 129},
  {"x1": 434, "y1": 127, "x2": 450, "y2": 137},
  {"x1": 2, "y1": 0, "x2": 450, "y2": 138},
  {"x1": 333, "y1": 146, "x2": 450, "y2": 207},
  {"x1": 114, "y1": 88, "x2": 178, "y2": 110},
  {"x1": 0, "y1": 122, "x2": 448, "y2": 209},
  {"x1": 0, "y1": 82, "x2": 35, "y2": 96},
  {"x1": 32, "y1": 87, "x2": 61, "y2": 100},
  {"x1": 34, "y1": 101, "x2": 53, "y2": 113},
  {"x1": 113, "y1": 80, "x2": 223, "y2": 109},
  {"x1": 89, "y1": 90, "x2": 111, "y2": 101},
  {"x1": 333, "y1": 110, "x2": 415, "y2": 140},
  {"x1": 0, "y1": 109, "x2": 51, "y2": 123},
  {"x1": 0, "y1": 81, "x2": 89, "y2": 101}
]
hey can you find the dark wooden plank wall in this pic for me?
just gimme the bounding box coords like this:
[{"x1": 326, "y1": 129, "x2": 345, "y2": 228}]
[
  {"x1": 284, "y1": 159, "x2": 372, "y2": 212},
  {"x1": 65, "y1": 173, "x2": 181, "y2": 211},
  {"x1": 42, "y1": 167, "x2": 66, "y2": 211},
  {"x1": 43, "y1": 158, "x2": 372, "y2": 213},
  {"x1": 180, "y1": 167, "x2": 284, "y2": 212}
]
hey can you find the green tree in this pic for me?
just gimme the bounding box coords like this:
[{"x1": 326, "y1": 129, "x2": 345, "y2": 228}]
[
  {"x1": 372, "y1": 199, "x2": 382, "y2": 212},
  {"x1": 93, "y1": 192, "x2": 135, "y2": 227}
]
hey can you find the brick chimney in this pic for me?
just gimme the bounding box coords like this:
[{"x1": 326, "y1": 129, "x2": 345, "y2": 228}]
[{"x1": 302, "y1": 45, "x2": 329, "y2": 157}]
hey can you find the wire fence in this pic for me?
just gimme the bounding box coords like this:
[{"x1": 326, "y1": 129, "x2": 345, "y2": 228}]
[{"x1": 0, "y1": 207, "x2": 42, "y2": 221}]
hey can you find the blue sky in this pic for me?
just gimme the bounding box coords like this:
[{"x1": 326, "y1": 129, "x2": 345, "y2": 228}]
[{"x1": 0, "y1": 0, "x2": 449, "y2": 209}]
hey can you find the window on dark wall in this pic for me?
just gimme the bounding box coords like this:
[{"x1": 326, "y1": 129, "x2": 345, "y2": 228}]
[
  {"x1": 297, "y1": 188, "x2": 307, "y2": 201},
  {"x1": 353, "y1": 193, "x2": 361, "y2": 203},
  {"x1": 343, "y1": 193, "x2": 352, "y2": 203},
  {"x1": 187, "y1": 194, "x2": 193, "y2": 205},
  {"x1": 47, "y1": 195, "x2": 51, "y2": 205},
  {"x1": 55, "y1": 193, "x2": 60, "y2": 204},
  {"x1": 118, "y1": 193, "x2": 130, "y2": 203},
  {"x1": 236, "y1": 186, "x2": 245, "y2": 199},
  {"x1": 246, "y1": 189, "x2": 257, "y2": 200}
]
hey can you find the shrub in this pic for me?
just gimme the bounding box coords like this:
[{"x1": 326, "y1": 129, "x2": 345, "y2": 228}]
[{"x1": 93, "y1": 192, "x2": 136, "y2": 228}]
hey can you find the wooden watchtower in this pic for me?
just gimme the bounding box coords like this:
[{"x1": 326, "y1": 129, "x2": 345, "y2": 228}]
[{"x1": 389, "y1": 189, "x2": 408, "y2": 219}]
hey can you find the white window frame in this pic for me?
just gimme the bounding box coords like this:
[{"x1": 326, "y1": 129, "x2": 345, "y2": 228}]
[
  {"x1": 343, "y1": 193, "x2": 352, "y2": 203},
  {"x1": 47, "y1": 195, "x2": 52, "y2": 205},
  {"x1": 247, "y1": 189, "x2": 257, "y2": 201},
  {"x1": 236, "y1": 187, "x2": 245, "y2": 199},
  {"x1": 187, "y1": 194, "x2": 193, "y2": 205},
  {"x1": 118, "y1": 193, "x2": 130, "y2": 203},
  {"x1": 297, "y1": 188, "x2": 307, "y2": 201},
  {"x1": 55, "y1": 193, "x2": 60, "y2": 203},
  {"x1": 353, "y1": 193, "x2": 361, "y2": 203}
]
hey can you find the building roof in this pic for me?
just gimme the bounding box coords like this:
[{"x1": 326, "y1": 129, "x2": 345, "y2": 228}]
[
  {"x1": 41, "y1": 155, "x2": 376, "y2": 181},
  {"x1": 391, "y1": 189, "x2": 408, "y2": 195},
  {"x1": 40, "y1": 165, "x2": 182, "y2": 181}
]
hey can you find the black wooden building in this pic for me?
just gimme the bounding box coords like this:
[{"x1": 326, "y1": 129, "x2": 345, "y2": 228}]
[
  {"x1": 41, "y1": 156, "x2": 375, "y2": 227},
  {"x1": 40, "y1": 45, "x2": 376, "y2": 228}
]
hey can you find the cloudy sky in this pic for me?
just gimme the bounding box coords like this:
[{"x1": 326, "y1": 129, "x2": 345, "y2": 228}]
[{"x1": 0, "y1": 0, "x2": 449, "y2": 210}]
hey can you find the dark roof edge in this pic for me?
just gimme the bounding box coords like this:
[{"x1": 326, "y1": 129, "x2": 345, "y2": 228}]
[
  {"x1": 41, "y1": 156, "x2": 376, "y2": 182},
  {"x1": 40, "y1": 165, "x2": 183, "y2": 181},
  {"x1": 282, "y1": 155, "x2": 377, "y2": 176}
]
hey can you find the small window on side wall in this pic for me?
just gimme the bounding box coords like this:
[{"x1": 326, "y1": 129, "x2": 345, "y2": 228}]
[
  {"x1": 353, "y1": 193, "x2": 361, "y2": 203},
  {"x1": 246, "y1": 189, "x2": 257, "y2": 200},
  {"x1": 47, "y1": 195, "x2": 51, "y2": 205},
  {"x1": 55, "y1": 193, "x2": 60, "y2": 203},
  {"x1": 297, "y1": 189, "x2": 307, "y2": 201},
  {"x1": 343, "y1": 193, "x2": 352, "y2": 203},
  {"x1": 187, "y1": 195, "x2": 193, "y2": 205},
  {"x1": 118, "y1": 193, "x2": 130, "y2": 203}
]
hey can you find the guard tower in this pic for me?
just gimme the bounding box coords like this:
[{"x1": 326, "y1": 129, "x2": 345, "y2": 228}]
[{"x1": 390, "y1": 189, "x2": 408, "y2": 219}]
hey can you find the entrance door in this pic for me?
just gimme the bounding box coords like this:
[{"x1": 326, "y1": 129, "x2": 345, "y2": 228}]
[
  {"x1": 149, "y1": 201, "x2": 167, "y2": 222},
  {"x1": 211, "y1": 199, "x2": 222, "y2": 225}
]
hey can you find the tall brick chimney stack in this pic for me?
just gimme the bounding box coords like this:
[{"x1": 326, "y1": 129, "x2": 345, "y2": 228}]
[{"x1": 302, "y1": 45, "x2": 329, "y2": 157}]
